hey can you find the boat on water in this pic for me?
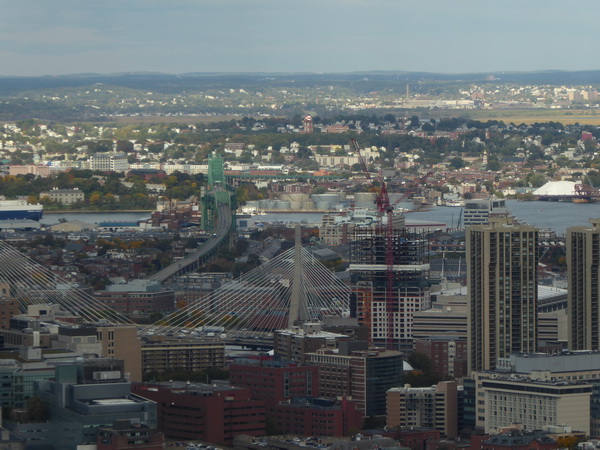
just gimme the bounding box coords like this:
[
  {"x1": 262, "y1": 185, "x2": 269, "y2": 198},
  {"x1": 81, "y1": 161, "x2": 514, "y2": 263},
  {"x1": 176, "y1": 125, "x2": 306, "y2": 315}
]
[
  {"x1": 240, "y1": 206, "x2": 267, "y2": 216},
  {"x1": 571, "y1": 197, "x2": 596, "y2": 204},
  {"x1": 0, "y1": 199, "x2": 44, "y2": 221},
  {"x1": 445, "y1": 200, "x2": 465, "y2": 207}
]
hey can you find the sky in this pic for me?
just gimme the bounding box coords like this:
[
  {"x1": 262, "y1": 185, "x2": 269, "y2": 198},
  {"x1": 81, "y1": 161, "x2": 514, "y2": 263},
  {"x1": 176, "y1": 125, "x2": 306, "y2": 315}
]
[{"x1": 2, "y1": 1, "x2": 600, "y2": 77}]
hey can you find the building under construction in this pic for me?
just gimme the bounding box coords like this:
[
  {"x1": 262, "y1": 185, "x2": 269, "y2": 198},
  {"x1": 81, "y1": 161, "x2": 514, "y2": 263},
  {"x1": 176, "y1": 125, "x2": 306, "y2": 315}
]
[{"x1": 349, "y1": 226, "x2": 431, "y2": 352}]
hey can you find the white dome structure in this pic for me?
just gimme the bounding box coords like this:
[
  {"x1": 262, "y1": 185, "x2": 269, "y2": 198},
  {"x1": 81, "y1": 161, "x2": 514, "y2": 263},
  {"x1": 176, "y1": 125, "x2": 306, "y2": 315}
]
[{"x1": 533, "y1": 181, "x2": 578, "y2": 198}]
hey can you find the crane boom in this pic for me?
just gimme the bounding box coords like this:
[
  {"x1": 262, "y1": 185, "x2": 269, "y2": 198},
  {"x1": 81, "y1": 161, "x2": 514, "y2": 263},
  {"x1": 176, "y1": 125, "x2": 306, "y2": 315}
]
[
  {"x1": 350, "y1": 138, "x2": 390, "y2": 215},
  {"x1": 351, "y1": 138, "x2": 397, "y2": 348}
]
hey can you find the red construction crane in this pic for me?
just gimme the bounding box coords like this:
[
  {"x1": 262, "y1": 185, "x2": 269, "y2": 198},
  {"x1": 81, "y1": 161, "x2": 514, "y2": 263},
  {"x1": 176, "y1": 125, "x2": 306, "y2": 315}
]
[
  {"x1": 350, "y1": 138, "x2": 396, "y2": 348},
  {"x1": 351, "y1": 138, "x2": 390, "y2": 216}
]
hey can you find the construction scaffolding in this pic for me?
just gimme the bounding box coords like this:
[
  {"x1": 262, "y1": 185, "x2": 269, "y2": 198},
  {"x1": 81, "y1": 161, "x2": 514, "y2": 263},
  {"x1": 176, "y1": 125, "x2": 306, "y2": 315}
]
[{"x1": 349, "y1": 226, "x2": 431, "y2": 352}]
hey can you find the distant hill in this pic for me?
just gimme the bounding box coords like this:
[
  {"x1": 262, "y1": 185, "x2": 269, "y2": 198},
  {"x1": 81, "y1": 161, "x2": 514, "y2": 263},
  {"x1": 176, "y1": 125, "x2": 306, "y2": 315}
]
[
  {"x1": 2, "y1": 70, "x2": 600, "y2": 122},
  {"x1": 1, "y1": 70, "x2": 600, "y2": 97}
]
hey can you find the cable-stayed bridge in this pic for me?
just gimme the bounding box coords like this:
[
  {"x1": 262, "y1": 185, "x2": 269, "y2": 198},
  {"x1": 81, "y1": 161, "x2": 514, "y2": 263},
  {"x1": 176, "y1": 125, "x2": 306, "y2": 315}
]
[
  {"x1": 0, "y1": 231, "x2": 350, "y2": 337},
  {"x1": 0, "y1": 151, "x2": 351, "y2": 339},
  {"x1": 140, "y1": 244, "x2": 351, "y2": 337},
  {"x1": 0, "y1": 240, "x2": 133, "y2": 325}
]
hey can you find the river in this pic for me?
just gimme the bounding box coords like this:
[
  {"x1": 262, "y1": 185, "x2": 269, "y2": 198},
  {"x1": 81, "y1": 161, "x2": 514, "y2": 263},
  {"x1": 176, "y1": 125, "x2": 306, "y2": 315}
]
[
  {"x1": 41, "y1": 199, "x2": 600, "y2": 237},
  {"x1": 408, "y1": 199, "x2": 600, "y2": 236},
  {"x1": 251, "y1": 200, "x2": 599, "y2": 236}
]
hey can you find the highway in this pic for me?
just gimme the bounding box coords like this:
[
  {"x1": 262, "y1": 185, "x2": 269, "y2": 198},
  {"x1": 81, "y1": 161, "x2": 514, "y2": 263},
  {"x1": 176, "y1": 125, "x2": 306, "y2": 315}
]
[{"x1": 149, "y1": 203, "x2": 232, "y2": 283}]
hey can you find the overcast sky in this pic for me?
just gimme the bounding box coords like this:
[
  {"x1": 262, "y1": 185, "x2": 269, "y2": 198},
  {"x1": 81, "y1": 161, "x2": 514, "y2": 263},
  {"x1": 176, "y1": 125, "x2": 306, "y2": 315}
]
[{"x1": 2, "y1": 1, "x2": 599, "y2": 76}]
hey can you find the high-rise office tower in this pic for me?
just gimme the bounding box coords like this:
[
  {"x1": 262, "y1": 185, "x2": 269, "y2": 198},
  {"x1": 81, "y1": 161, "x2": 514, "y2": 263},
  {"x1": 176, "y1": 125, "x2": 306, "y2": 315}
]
[
  {"x1": 467, "y1": 217, "x2": 538, "y2": 373},
  {"x1": 567, "y1": 219, "x2": 600, "y2": 350}
]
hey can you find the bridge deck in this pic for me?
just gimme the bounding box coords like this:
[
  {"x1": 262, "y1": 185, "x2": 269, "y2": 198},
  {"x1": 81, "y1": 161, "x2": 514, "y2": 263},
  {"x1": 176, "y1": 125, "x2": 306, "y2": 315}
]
[{"x1": 149, "y1": 204, "x2": 232, "y2": 283}]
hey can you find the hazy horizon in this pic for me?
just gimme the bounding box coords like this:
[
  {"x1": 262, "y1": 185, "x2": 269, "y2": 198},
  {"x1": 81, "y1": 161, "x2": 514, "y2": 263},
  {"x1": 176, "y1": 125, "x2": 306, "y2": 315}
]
[
  {"x1": 1, "y1": 69, "x2": 596, "y2": 78},
  {"x1": 2, "y1": 1, "x2": 600, "y2": 77}
]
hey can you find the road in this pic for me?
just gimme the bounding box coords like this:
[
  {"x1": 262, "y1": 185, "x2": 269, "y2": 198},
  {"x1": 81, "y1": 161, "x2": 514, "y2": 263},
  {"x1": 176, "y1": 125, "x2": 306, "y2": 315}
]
[{"x1": 149, "y1": 203, "x2": 232, "y2": 283}]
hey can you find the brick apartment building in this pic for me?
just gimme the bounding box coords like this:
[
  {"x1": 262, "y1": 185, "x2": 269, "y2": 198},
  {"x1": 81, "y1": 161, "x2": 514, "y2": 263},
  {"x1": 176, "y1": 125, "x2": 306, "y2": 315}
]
[{"x1": 415, "y1": 337, "x2": 468, "y2": 380}]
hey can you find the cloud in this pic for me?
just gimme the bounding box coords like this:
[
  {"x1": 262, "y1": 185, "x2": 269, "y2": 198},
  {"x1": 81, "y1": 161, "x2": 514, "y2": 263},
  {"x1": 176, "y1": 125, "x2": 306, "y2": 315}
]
[{"x1": 2, "y1": 0, "x2": 600, "y2": 75}]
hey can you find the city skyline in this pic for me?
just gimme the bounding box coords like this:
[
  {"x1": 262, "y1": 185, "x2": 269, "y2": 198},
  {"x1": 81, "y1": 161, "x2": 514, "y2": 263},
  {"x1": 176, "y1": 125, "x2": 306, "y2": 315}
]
[{"x1": 2, "y1": 1, "x2": 600, "y2": 77}]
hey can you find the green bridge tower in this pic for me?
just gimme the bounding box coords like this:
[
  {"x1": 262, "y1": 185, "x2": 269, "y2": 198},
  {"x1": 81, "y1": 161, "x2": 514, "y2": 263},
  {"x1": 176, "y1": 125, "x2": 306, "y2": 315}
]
[{"x1": 201, "y1": 154, "x2": 236, "y2": 233}]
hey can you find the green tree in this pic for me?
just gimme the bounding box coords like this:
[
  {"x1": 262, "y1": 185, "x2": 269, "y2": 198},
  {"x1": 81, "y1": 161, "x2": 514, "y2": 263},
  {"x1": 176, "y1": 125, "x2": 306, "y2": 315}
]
[
  {"x1": 527, "y1": 172, "x2": 546, "y2": 188},
  {"x1": 383, "y1": 113, "x2": 397, "y2": 124},
  {"x1": 586, "y1": 170, "x2": 600, "y2": 187},
  {"x1": 421, "y1": 122, "x2": 435, "y2": 132},
  {"x1": 147, "y1": 143, "x2": 163, "y2": 154},
  {"x1": 184, "y1": 237, "x2": 198, "y2": 249},
  {"x1": 265, "y1": 415, "x2": 283, "y2": 435},
  {"x1": 407, "y1": 352, "x2": 433, "y2": 373},
  {"x1": 116, "y1": 140, "x2": 134, "y2": 153},
  {"x1": 296, "y1": 146, "x2": 313, "y2": 160},
  {"x1": 449, "y1": 157, "x2": 465, "y2": 170},
  {"x1": 486, "y1": 155, "x2": 501, "y2": 171}
]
